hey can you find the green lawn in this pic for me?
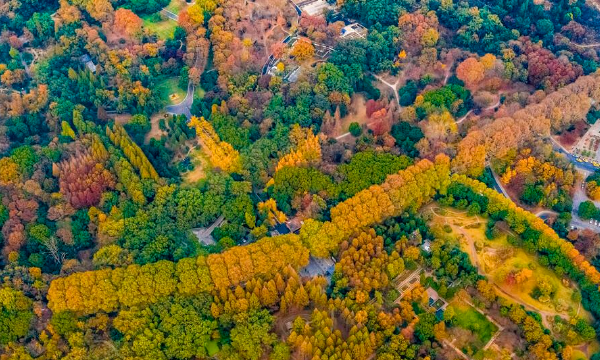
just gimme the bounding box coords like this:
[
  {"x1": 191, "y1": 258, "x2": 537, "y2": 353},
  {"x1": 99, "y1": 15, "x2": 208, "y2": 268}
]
[
  {"x1": 155, "y1": 77, "x2": 187, "y2": 106},
  {"x1": 452, "y1": 301, "x2": 498, "y2": 346},
  {"x1": 142, "y1": 14, "x2": 177, "y2": 40},
  {"x1": 206, "y1": 340, "x2": 219, "y2": 356},
  {"x1": 166, "y1": 0, "x2": 187, "y2": 13},
  {"x1": 194, "y1": 86, "x2": 205, "y2": 100}
]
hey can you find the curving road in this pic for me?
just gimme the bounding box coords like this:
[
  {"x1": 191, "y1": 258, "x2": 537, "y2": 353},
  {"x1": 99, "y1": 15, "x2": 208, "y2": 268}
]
[
  {"x1": 166, "y1": 82, "x2": 194, "y2": 119},
  {"x1": 161, "y1": 9, "x2": 179, "y2": 21},
  {"x1": 550, "y1": 137, "x2": 600, "y2": 172}
]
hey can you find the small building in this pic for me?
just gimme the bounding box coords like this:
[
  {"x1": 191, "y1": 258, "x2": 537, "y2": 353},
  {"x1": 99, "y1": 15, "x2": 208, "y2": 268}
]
[
  {"x1": 79, "y1": 54, "x2": 97, "y2": 73},
  {"x1": 273, "y1": 223, "x2": 291, "y2": 235},
  {"x1": 295, "y1": 0, "x2": 335, "y2": 16},
  {"x1": 421, "y1": 240, "x2": 432, "y2": 253},
  {"x1": 340, "y1": 23, "x2": 367, "y2": 39},
  {"x1": 426, "y1": 287, "x2": 448, "y2": 319}
]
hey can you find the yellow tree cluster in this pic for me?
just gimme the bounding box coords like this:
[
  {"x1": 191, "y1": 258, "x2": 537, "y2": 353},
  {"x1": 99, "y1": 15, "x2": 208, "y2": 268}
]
[
  {"x1": 453, "y1": 73, "x2": 600, "y2": 177},
  {"x1": 48, "y1": 234, "x2": 309, "y2": 314},
  {"x1": 257, "y1": 198, "x2": 287, "y2": 226},
  {"x1": 207, "y1": 234, "x2": 308, "y2": 290},
  {"x1": 275, "y1": 125, "x2": 322, "y2": 171},
  {"x1": 188, "y1": 116, "x2": 242, "y2": 173},
  {"x1": 336, "y1": 229, "x2": 404, "y2": 293},
  {"x1": 106, "y1": 124, "x2": 159, "y2": 181},
  {"x1": 301, "y1": 154, "x2": 451, "y2": 257},
  {"x1": 287, "y1": 309, "x2": 376, "y2": 360},
  {"x1": 500, "y1": 152, "x2": 575, "y2": 207},
  {"x1": 290, "y1": 38, "x2": 315, "y2": 61},
  {"x1": 586, "y1": 181, "x2": 600, "y2": 200},
  {"x1": 397, "y1": 11, "x2": 439, "y2": 54},
  {"x1": 452, "y1": 174, "x2": 600, "y2": 287},
  {"x1": 0, "y1": 84, "x2": 49, "y2": 119},
  {"x1": 211, "y1": 266, "x2": 328, "y2": 317},
  {"x1": 503, "y1": 302, "x2": 558, "y2": 360}
]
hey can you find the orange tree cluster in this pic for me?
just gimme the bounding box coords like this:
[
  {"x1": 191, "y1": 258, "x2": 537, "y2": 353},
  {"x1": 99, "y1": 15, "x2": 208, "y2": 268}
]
[
  {"x1": 334, "y1": 229, "x2": 405, "y2": 294},
  {"x1": 47, "y1": 234, "x2": 308, "y2": 315},
  {"x1": 300, "y1": 154, "x2": 451, "y2": 257},
  {"x1": 453, "y1": 72, "x2": 600, "y2": 177}
]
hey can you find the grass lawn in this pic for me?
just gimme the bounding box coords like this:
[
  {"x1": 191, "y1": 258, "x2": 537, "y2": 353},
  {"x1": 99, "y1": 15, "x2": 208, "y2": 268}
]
[
  {"x1": 425, "y1": 204, "x2": 593, "y2": 322},
  {"x1": 194, "y1": 86, "x2": 205, "y2": 100},
  {"x1": 451, "y1": 301, "x2": 498, "y2": 345},
  {"x1": 166, "y1": 0, "x2": 187, "y2": 13},
  {"x1": 142, "y1": 15, "x2": 177, "y2": 40},
  {"x1": 155, "y1": 77, "x2": 187, "y2": 106},
  {"x1": 206, "y1": 340, "x2": 219, "y2": 356}
]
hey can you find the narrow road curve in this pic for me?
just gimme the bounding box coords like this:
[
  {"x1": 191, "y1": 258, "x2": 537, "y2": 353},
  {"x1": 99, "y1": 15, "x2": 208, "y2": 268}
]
[
  {"x1": 166, "y1": 82, "x2": 194, "y2": 119},
  {"x1": 161, "y1": 9, "x2": 179, "y2": 21},
  {"x1": 372, "y1": 73, "x2": 401, "y2": 105},
  {"x1": 456, "y1": 98, "x2": 501, "y2": 124}
]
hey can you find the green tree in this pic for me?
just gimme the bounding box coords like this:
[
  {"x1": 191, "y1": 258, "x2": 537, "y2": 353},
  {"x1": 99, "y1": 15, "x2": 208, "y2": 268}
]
[
  {"x1": 0, "y1": 288, "x2": 33, "y2": 345},
  {"x1": 349, "y1": 122, "x2": 362, "y2": 137},
  {"x1": 578, "y1": 201, "x2": 598, "y2": 220}
]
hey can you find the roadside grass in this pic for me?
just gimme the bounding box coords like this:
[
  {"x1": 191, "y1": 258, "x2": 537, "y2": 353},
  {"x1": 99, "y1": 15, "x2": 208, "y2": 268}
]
[
  {"x1": 142, "y1": 14, "x2": 177, "y2": 40},
  {"x1": 155, "y1": 77, "x2": 187, "y2": 106},
  {"x1": 166, "y1": 0, "x2": 187, "y2": 13},
  {"x1": 194, "y1": 86, "x2": 206, "y2": 100}
]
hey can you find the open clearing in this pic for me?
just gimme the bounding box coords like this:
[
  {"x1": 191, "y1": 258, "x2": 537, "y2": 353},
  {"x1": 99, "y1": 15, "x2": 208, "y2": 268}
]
[
  {"x1": 165, "y1": 0, "x2": 187, "y2": 13},
  {"x1": 143, "y1": 15, "x2": 177, "y2": 40},
  {"x1": 145, "y1": 113, "x2": 168, "y2": 143},
  {"x1": 424, "y1": 204, "x2": 594, "y2": 323},
  {"x1": 448, "y1": 298, "x2": 498, "y2": 356},
  {"x1": 156, "y1": 77, "x2": 187, "y2": 106},
  {"x1": 183, "y1": 147, "x2": 209, "y2": 183},
  {"x1": 331, "y1": 94, "x2": 367, "y2": 139}
]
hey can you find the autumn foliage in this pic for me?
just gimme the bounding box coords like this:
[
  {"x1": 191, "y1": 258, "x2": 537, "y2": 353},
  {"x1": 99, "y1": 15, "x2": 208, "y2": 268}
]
[
  {"x1": 275, "y1": 125, "x2": 321, "y2": 171},
  {"x1": 451, "y1": 174, "x2": 600, "y2": 287},
  {"x1": 114, "y1": 8, "x2": 142, "y2": 38},
  {"x1": 106, "y1": 124, "x2": 159, "y2": 181},
  {"x1": 453, "y1": 73, "x2": 600, "y2": 176},
  {"x1": 189, "y1": 116, "x2": 242, "y2": 173},
  {"x1": 47, "y1": 234, "x2": 308, "y2": 314},
  {"x1": 301, "y1": 154, "x2": 451, "y2": 256},
  {"x1": 58, "y1": 136, "x2": 116, "y2": 209}
]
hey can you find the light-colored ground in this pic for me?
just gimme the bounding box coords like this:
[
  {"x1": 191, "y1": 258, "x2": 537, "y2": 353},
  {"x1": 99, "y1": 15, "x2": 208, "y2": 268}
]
[
  {"x1": 145, "y1": 113, "x2": 168, "y2": 143},
  {"x1": 331, "y1": 94, "x2": 367, "y2": 139},
  {"x1": 113, "y1": 113, "x2": 132, "y2": 125},
  {"x1": 183, "y1": 147, "x2": 209, "y2": 183},
  {"x1": 165, "y1": 0, "x2": 187, "y2": 13},
  {"x1": 572, "y1": 121, "x2": 600, "y2": 163}
]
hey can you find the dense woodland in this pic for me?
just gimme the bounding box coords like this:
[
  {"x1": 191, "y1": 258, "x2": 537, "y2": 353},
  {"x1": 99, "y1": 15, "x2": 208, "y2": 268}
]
[{"x1": 3, "y1": 0, "x2": 600, "y2": 358}]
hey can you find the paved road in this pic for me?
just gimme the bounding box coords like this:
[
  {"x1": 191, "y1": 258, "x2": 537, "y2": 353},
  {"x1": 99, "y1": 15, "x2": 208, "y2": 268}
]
[
  {"x1": 166, "y1": 82, "x2": 194, "y2": 119},
  {"x1": 550, "y1": 137, "x2": 600, "y2": 172},
  {"x1": 490, "y1": 170, "x2": 510, "y2": 198},
  {"x1": 161, "y1": 9, "x2": 178, "y2": 21}
]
